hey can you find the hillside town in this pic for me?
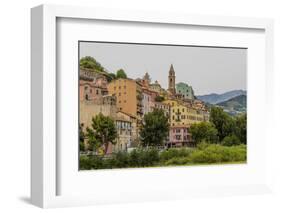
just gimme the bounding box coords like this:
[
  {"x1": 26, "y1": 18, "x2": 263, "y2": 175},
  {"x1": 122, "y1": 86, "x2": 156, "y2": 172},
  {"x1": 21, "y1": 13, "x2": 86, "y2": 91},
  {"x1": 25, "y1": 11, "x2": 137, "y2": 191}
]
[{"x1": 80, "y1": 63, "x2": 210, "y2": 154}]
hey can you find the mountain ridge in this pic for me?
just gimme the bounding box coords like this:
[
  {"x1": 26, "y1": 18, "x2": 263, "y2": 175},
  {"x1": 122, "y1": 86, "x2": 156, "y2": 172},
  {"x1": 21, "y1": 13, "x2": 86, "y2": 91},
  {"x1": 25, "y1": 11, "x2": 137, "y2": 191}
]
[
  {"x1": 197, "y1": 90, "x2": 246, "y2": 104},
  {"x1": 217, "y1": 94, "x2": 247, "y2": 112}
]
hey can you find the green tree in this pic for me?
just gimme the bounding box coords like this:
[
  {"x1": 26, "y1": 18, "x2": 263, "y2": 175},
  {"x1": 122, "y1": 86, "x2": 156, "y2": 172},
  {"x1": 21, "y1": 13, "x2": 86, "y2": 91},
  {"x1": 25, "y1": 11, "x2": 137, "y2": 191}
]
[
  {"x1": 85, "y1": 113, "x2": 117, "y2": 154},
  {"x1": 116, "y1": 69, "x2": 127, "y2": 79},
  {"x1": 154, "y1": 95, "x2": 165, "y2": 102},
  {"x1": 189, "y1": 122, "x2": 218, "y2": 144},
  {"x1": 80, "y1": 56, "x2": 105, "y2": 72},
  {"x1": 108, "y1": 72, "x2": 116, "y2": 80},
  {"x1": 222, "y1": 134, "x2": 241, "y2": 146},
  {"x1": 235, "y1": 113, "x2": 247, "y2": 144},
  {"x1": 79, "y1": 124, "x2": 85, "y2": 151},
  {"x1": 140, "y1": 109, "x2": 169, "y2": 147},
  {"x1": 210, "y1": 107, "x2": 235, "y2": 142}
]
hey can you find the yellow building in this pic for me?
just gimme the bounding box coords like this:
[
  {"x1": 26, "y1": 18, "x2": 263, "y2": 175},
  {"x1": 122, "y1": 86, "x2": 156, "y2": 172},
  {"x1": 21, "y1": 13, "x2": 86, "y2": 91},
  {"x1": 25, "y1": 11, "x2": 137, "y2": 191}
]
[
  {"x1": 107, "y1": 78, "x2": 143, "y2": 119},
  {"x1": 163, "y1": 99, "x2": 205, "y2": 127}
]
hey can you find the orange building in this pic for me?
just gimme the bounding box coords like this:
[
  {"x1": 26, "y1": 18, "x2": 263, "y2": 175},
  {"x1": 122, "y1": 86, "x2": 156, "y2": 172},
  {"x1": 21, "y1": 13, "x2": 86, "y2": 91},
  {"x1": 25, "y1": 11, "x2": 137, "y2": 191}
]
[{"x1": 107, "y1": 78, "x2": 143, "y2": 119}]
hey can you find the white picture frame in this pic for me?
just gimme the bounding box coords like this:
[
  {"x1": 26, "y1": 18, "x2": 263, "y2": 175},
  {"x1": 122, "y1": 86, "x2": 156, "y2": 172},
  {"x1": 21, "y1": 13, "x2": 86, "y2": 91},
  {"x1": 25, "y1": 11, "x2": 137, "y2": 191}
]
[{"x1": 31, "y1": 4, "x2": 274, "y2": 208}]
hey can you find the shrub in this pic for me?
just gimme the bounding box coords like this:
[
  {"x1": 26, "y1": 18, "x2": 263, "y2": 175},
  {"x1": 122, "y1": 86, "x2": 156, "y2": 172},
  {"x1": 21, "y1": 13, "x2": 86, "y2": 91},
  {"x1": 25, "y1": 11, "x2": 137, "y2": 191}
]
[
  {"x1": 79, "y1": 144, "x2": 246, "y2": 170},
  {"x1": 79, "y1": 155, "x2": 104, "y2": 170},
  {"x1": 164, "y1": 157, "x2": 190, "y2": 166},
  {"x1": 222, "y1": 134, "x2": 241, "y2": 146},
  {"x1": 189, "y1": 144, "x2": 246, "y2": 164},
  {"x1": 79, "y1": 155, "x2": 92, "y2": 170},
  {"x1": 114, "y1": 151, "x2": 130, "y2": 168},
  {"x1": 160, "y1": 148, "x2": 193, "y2": 162},
  {"x1": 129, "y1": 148, "x2": 159, "y2": 167}
]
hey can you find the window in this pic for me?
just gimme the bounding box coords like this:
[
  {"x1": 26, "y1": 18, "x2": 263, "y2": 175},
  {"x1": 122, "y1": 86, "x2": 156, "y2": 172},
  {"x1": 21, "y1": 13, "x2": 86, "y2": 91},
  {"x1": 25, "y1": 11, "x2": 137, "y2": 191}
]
[
  {"x1": 119, "y1": 92, "x2": 121, "y2": 96},
  {"x1": 90, "y1": 89, "x2": 92, "y2": 93},
  {"x1": 84, "y1": 86, "x2": 88, "y2": 91},
  {"x1": 96, "y1": 89, "x2": 99, "y2": 95},
  {"x1": 85, "y1": 94, "x2": 89, "y2": 100},
  {"x1": 182, "y1": 108, "x2": 184, "y2": 112}
]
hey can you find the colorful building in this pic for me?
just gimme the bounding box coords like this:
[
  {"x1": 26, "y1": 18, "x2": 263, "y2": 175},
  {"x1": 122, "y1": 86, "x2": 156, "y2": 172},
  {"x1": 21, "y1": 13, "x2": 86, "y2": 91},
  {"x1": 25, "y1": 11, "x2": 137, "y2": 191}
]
[
  {"x1": 142, "y1": 87, "x2": 158, "y2": 115},
  {"x1": 163, "y1": 99, "x2": 205, "y2": 127},
  {"x1": 149, "y1": 80, "x2": 162, "y2": 94},
  {"x1": 176, "y1": 82, "x2": 194, "y2": 100},
  {"x1": 168, "y1": 126, "x2": 193, "y2": 147},
  {"x1": 107, "y1": 78, "x2": 143, "y2": 119},
  {"x1": 154, "y1": 101, "x2": 170, "y2": 118}
]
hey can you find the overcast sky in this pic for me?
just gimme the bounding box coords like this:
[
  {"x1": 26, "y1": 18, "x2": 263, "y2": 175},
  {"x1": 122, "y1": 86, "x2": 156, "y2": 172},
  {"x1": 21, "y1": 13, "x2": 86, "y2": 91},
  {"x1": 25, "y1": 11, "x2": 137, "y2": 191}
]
[{"x1": 79, "y1": 42, "x2": 247, "y2": 96}]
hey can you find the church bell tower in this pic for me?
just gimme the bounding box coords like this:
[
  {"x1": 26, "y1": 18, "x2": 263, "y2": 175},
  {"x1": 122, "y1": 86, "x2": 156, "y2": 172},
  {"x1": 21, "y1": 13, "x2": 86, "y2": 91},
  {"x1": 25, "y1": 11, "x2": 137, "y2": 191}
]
[{"x1": 168, "y1": 64, "x2": 176, "y2": 95}]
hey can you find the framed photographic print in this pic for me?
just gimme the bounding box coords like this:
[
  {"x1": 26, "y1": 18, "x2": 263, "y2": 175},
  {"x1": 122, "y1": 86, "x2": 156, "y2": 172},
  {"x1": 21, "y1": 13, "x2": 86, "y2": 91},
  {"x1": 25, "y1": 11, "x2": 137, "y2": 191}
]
[{"x1": 31, "y1": 4, "x2": 274, "y2": 208}]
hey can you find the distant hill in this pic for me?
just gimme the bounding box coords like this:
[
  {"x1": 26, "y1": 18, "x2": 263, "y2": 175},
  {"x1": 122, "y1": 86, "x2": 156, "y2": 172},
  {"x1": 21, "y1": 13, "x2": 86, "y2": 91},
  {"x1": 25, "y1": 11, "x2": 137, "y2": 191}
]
[
  {"x1": 197, "y1": 90, "x2": 246, "y2": 104},
  {"x1": 217, "y1": 94, "x2": 247, "y2": 113}
]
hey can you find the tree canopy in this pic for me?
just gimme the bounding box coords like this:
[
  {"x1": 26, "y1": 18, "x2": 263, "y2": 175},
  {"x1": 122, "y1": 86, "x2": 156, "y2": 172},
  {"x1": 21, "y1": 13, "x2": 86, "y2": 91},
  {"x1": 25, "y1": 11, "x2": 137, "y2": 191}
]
[
  {"x1": 140, "y1": 109, "x2": 169, "y2": 147},
  {"x1": 234, "y1": 113, "x2": 247, "y2": 144},
  {"x1": 189, "y1": 122, "x2": 218, "y2": 144},
  {"x1": 210, "y1": 107, "x2": 236, "y2": 142},
  {"x1": 116, "y1": 69, "x2": 127, "y2": 79},
  {"x1": 80, "y1": 56, "x2": 105, "y2": 72},
  {"x1": 154, "y1": 95, "x2": 165, "y2": 102},
  {"x1": 208, "y1": 106, "x2": 246, "y2": 145},
  {"x1": 85, "y1": 113, "x2": 117, "y2": 154}
]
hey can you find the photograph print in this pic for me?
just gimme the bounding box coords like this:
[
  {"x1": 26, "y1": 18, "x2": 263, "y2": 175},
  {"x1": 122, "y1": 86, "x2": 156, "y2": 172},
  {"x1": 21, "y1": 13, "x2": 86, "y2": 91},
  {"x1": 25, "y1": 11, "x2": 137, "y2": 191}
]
[{"x1": 79, "y1": 41, "x2": 247, "y2": 170}]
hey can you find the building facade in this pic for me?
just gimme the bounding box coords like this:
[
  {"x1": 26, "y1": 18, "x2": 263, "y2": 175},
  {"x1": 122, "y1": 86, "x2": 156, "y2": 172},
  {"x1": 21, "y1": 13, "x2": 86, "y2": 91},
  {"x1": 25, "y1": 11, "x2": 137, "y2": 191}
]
[
  {"x1": 154, "y1": 101, "x2": 170, "y2": 118},
  {"x1": 176, "y1": 82, "x2": 195, "y2": 100},
  {"x1": 163, "y1": 99, "x2": 205, "y2": 127},
  {"x1": 112, "y1": 111, "x2": 133, "y2": 152},
  {"x1": 168, "y1": 126, "x2": 193, "y2": 147},
  {"x1": 107, "y1": 78, "x2": 143, "y2": 119},
  {"x1": 79, "y1": 69, "x2": 109, "y2": 102}
]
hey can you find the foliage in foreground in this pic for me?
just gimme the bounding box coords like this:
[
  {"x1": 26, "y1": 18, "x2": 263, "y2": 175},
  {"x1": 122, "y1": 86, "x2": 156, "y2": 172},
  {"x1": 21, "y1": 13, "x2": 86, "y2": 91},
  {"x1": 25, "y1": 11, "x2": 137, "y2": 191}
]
[
  {"x1": 79, "y1": 144, "x2": 246, "y2": 170},
  {"x1": 85, "y1": 113, "x2": 117, "y2": 154},
  {"x1": 140, "y1": 109, "x2": 170, "y2": 147}
]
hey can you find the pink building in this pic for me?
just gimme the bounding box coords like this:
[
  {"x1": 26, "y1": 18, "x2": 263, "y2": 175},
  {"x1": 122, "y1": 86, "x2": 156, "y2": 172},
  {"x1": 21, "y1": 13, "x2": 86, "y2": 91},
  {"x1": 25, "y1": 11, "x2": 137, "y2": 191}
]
[
  {"x1": 142, "y1": 87, "x2": 158, "y2": 115},
  {"x1": 167, "y1": 126, "x2": 193, "y2": 148}
]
